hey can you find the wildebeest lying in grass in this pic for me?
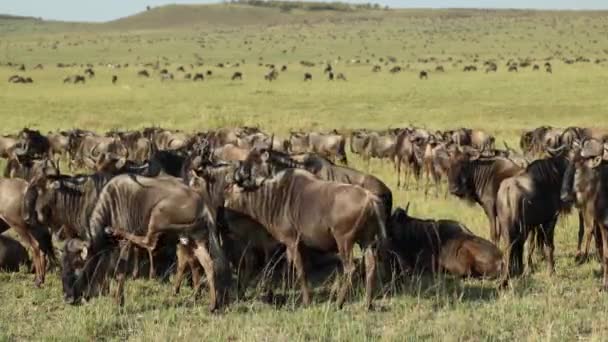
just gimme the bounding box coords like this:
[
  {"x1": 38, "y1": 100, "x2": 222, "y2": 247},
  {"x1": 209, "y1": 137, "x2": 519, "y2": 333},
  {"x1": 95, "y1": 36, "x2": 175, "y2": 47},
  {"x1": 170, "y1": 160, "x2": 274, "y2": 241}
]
[
  {"x1": 0, "y1": 234, "x2": 31, "y2": 272},
  {"x1": 387, "y1": 205, "x2": 503, "y2": 278}
]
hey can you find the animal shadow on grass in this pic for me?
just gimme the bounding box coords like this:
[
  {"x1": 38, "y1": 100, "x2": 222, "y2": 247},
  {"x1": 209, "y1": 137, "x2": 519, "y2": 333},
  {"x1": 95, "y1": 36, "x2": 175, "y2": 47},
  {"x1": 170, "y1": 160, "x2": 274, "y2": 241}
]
[{"x1": 382, "y1": 265, "x2": 500, "y2": 305}]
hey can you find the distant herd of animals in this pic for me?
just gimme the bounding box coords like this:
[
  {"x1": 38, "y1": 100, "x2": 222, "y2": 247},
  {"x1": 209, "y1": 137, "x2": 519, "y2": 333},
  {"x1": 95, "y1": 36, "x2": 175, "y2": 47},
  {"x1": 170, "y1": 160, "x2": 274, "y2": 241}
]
[
  {"x1": 10, "y1": 55, "x2": 603, "y2": 84},
  {"x1": 1, "y1": 124, "x2": 608, "y2": 311}
]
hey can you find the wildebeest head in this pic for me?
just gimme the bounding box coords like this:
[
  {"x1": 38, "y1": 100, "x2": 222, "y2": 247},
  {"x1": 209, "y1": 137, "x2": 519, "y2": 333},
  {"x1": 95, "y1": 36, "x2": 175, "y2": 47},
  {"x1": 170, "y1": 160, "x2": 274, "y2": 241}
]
[
  {"x1": 560, "y1": 139, "x2": 606, "y2": 205},
  {"x1": 61, "y1": 239, "x2": 89, "y2": 304},
  {"x1": 446, "y1": 146, "x2": 482, "y2": 198}
]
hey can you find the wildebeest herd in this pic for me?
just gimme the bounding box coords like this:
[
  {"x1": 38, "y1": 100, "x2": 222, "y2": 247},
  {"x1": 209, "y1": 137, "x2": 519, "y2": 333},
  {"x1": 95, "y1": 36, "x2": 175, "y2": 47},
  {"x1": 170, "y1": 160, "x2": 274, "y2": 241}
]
[{"x1": 1, "y1": 124, "x2": 608, "y2": 311}]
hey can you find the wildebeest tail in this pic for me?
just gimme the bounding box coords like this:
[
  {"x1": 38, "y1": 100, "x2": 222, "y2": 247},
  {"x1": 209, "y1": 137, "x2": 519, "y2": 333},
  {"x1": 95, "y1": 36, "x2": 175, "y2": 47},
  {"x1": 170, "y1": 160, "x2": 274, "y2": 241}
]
[{"x1": 337, "y1": 137, "x2": 348, "y2": 165}]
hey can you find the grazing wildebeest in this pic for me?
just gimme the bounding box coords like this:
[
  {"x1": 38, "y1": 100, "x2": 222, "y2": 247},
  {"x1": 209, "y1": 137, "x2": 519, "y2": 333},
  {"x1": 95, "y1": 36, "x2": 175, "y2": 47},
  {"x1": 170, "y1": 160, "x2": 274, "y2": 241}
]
[
  {"x1": 72, "y1": 135, "x2": 127, "y2": 170},
  {"x1": 336, "y1": 73, "x2": 347, "y2": 81},
  {"x1": 463, "y1": 65, "x2": 477, "y2": 72},
  {"x1": 508, "y1": 65, "x2": 518, "y2": 72},
  {"x1": 228, "y1": 163, "x2": 387, "y2": 309},
  {"x1": 287, "y1": 131, "x2": 347, "y2": 164},
  {"x1": 281, "y1": 65, "x2": 287, "y2": 72},
  {"x1": 84, "y1": 68, "x2": 95, "y2": 78},
  {"x1": 112, "y1": 75, "x2": 118, "y2": 84},
  {"x1": 304, "y1": 72, "x2": 312, "y2": 81},
  {"x1": 394, "y1": 128, "x2": 430, "y2": 188},
  {"x1": 64, "y1": 75, "x2": 86, "y2": 84},
  {"x1": 231, "y1": 72, "x2": 243, "y2": 80},
  {"x1": 193, "y1": 73, "x2": 204, "y2": 81},
  {"x1": 327, "y1": 72, "x2": 334, "y2": 81},
  {"x1": 389, "y1": 66, "x2": 402, "y2": 74},
  {"x1": 0, "y1": 234, "x2": 31, "y2": 272},
  {"x1": 496, "y1": 150, "x2": 570, "y2": 286},
  {"x1": 137, "y1": 70, "x2": 150, "y2": 77},
  {"x1": 419, "y1": 71, "x2": 428, "y2": 79},
  {"x1": 372, "y1": 65, "x2": 381, "y2": 72},
  {"x1": 435, "y1": 66, "x2": 445, "y2": 72},
  {"x1": 361, "y1": 129, "x2": 398, "y2": 165},
  {"x1": 68, "y1": 175, "x2": 231, "y2": 310},
  {"x1": 387, "y1": 206, "x2": 502, "y2": 278},
  {"x1": 206, "y1": 70, "x2": 213, "y2": 76},
  {"x1": 533, "y1": 65, "x2": 540, "y2": 71},
  {"x1": 0, "y1": 178, "x2": 55, "y2": 286},
  {"x1": 447, "y1": 147, "x2": 523, "y2": 244}
]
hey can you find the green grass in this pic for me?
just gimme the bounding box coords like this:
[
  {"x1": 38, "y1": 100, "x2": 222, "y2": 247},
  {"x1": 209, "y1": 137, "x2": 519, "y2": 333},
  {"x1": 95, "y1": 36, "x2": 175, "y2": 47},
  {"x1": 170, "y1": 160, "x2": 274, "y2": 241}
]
[{"x1": 2, "y1": 5, "x2": 608, "y2": 341}]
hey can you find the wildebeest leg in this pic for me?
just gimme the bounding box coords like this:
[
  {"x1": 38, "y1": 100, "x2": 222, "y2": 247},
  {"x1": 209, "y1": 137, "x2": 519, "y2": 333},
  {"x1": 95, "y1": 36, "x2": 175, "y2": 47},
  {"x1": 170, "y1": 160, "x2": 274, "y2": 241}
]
[
  {"x1": 483, "y1": 206, "x2": 499, "y2": 245},
  {"x1": 191, "y1": 239, "x2": 220, "y2": 312},
  {"x1": 541, "y1": 220, "x2": 556, "y2": 275},
  {"x1": 575, "y1": 210, "x2": 585, "y2": 261},
  {"x1": 174, "y1": 243, "x2": 189, "y2": 295},
  {"x1": 336, "y1": 238, "x2": 355, "y2": 309},
  {"x1": 364, "y1": 246, "x2": 377, "y2": 310},
  {"x1": 112, "y1": 230, "x2": 158, "y2": 280},
  {"x1": 14, "y1": 225, "x2": 45, "y2": 286},
  {"x1": 286, "y1": 240, "x2": 311, "y2": 305},
  {"x1": 578, "y1": 212, "x2": 595, "y2": 265},
  {"x1": 113, "y1": 242, "x2": 131, "y2": 306},
  {"x1": 131, "y1": 248, "x2": 140, "y2": 278},
  {"x1": 599, "y1": 225, "x2": 608, "y2": 291},
  {"x1": 594, "y1": 223, "x2": 603, "y2": 261},
  {"x1": 525, "y1": 228, "x2": 536, "y2": 275},
  {"x1": 396, "y1": 156, "x2": 402, "y2": 188}
]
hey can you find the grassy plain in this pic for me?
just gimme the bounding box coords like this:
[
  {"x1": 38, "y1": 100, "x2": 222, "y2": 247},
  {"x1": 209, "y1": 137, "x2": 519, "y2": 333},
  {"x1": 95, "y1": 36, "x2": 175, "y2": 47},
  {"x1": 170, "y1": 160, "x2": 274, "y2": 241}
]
[{"x1": 1, "y1": 4, "x2": 608, "y2": 341}]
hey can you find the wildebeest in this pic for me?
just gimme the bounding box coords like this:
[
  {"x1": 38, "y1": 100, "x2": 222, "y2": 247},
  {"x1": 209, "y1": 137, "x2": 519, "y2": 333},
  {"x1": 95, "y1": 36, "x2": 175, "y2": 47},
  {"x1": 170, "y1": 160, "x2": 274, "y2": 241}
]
[
  {"x1": 508, "y1": 65, "x2": 518, "y2": 72},
  {"x1": 137, "y1": 70, "x2": 150, "y2": 77},
  {"x1": 389, "y1": 66, "x2": 402, "y2": 74},
  {"x1": 193, "y1": 73, "x2": 204, "y2": 81},
  {"x1": 0, "y1": 178, "x2": 55, "y2": 286},
  {"x1": 336, "y1": 73, "x2": 347, "y2": 81},
  {"x1": 227, "y1": 165, "x2": 387, "y2": 309},
  {"x1": 560, "y1": 139, "x2": 608, "y2": 290},
  {"x1": 387, "y1": 205, "x2": 502, "y2": 278},
  {"x1": 496, "y1": 150, "x2": 571, "y2": 286},
  {"x1": 435, "y1": 66, "x2": 445, "y2": 72},
  {"x1": 112, "y1": 75, "x2": 118, "y2": 84},
  {"x1": 560, "y1": 139, "x2": 604, "y2": 264},
  {"x1": 447, "y1": 147, "x2": 523, "y2": 244},
  {"x1": 328, "y1": 72, "x2": 334, "y2": 81},
  {"x1": 0, "y1": 234, "x2": 31, "y2": 272},
  {"x1": 64, "y1": 75, "x2": 86, "y2": 84},
  {"x1": 231, "y1": 72, "x2": 243, "y2": 80},
  {"x1": 419, "y1": 71, "x2": 428, "y2": 79},
  {"x1": 84, "y1": 68, "x2": 95, "y2": 78},
  {"x1": 304, "y1": 72, "x2": 312, "y2": 81},
  {"x1": 0, "y1": 134, "x2": 21, "y2": 160},
  {"x1": 287, "y1": 131, "x2": 347, "y2": 164},
  {"x1": 161, "y1": 73, "x2": 174, "y2": 81},
  {"x1": 18, "y1": 128, "x2": 52, "y2": 159},
  {"x1": 66, "y1": 175, "x2": 231, "y2": 310}
]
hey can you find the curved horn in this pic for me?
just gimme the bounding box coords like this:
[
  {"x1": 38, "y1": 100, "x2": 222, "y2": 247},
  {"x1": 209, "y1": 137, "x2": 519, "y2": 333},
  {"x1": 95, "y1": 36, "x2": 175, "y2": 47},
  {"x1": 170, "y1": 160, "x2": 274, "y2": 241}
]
[
  {"x1": 503, "y1": 141, "x2": 512, "y2": 151},
  {"x1": 404, "y1": 202, "x2": 410, "y2": 216},
  {"x1": 546, "y1": 144, "x2": 567, "y2": 154}
]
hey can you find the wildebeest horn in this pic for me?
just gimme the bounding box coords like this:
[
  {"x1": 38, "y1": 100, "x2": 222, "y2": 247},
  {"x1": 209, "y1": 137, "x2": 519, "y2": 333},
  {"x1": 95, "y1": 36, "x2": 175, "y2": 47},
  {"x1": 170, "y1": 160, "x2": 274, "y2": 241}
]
[
  {"x1": 404, "y1": 202, "x2": 410, "y2": 216},
  {"x1": 546, "y1": 144, "x2": 567, "y2": 154},
  {"x1": 503, "y1": 141, "x2": 512, "y2": 151},
  {"x1": 269, "y1": 134, "x2": 274, "y2": 152}
]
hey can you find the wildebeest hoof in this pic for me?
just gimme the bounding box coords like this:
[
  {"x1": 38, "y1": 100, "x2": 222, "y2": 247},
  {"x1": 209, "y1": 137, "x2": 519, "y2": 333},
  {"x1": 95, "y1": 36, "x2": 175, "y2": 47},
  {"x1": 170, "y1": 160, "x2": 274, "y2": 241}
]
[
  {"x1": 64, "y1": 296, "x2": 77, "y2": 305},
  {"x1": 34, "y1": 277, "x2": 43, "y2": 288}
]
